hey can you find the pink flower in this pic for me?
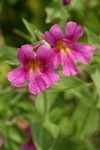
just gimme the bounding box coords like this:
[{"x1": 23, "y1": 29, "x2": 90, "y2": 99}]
[
  {"x1": 21, "y1": 139, "x2": 37, "y2": 150},
  {"x1": 20, "y1": 126, "x2": 37, "y2": 150},
  {"x1": 24, "y1": 126, "x2": 32, "y2": 138},
  {"x1": 44, "y1": 21, "x2": 94, "y2": 76},
  {"x1": 0, "y1": 136, "x2": 3, "y2": 148},
  {"x1": 62, "y1": 0, "x2": 71, "y2": 6},
  {"x1": 7, "y1": 44, "x2": 59, "y2": 95}
]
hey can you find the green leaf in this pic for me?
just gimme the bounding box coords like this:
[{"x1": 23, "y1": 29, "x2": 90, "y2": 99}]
[
  {"x1": 85, "y1": 27, "x2": 100, "y2": 45},
  {"x1": 71, "y1": 0, "x2": 88, "y2": 11},
  {"x1": 72, "y1": 104, "x2": 99, "y2": 139},
  {"x1": 85, "y1": 11, "x2": 100, "y2": 34},
  {"x1": 77, "y1": 141, "x2": 95, "y2": 150},
  {"x1": 6, "y1": 60, "x2": 20, "y2": 66},
  {"x1": 47, "y1": 75, "x2": 86, "y2": 92},
  {"x1": 35, "y1": 92, "x2": 61, "y2": 116},
  {"x1": 32, "y1": 121, "x2": 58, "y2": 150},
  {"x1": 49, "y1": 92, "x2": 64, "y2": 122},
  {"x1": 44, "y1": 120, "x2": 59, "y2": 139},
  {"x1": 91, "y1": 70, "x2": 100, "y2": 107},
  {"x1": 53, "y1": 136, "x2": 95, "y2": 150},
  {"x1": 58, "y1": 116, "x2": 72, "y2": 136},
  {"x1": 0, "y1": 45, "x2": 19, "y2": 65},
  {"x1": 0, "y1": 60, "x2": 10, "y2": 83},
  {"x1": 13, "y1": 28, "x2": 33, "y2": 43},
  {"x1": 45, "y1": 7, "x2": 61, "y2": 23},
  {"x1": 53, "y1": 136, "x2": 71, "y2": 150},
  {"x1": 35, "y1": 93, "x2": 45, "y2": 116},
  {"x1": 22, "y1": 18, "x2": 42, "y2": 41},
  {"x1": 79, "y1": 109, "x2": 99, "y2": 139},
  {"x1": 45, "y1": 2, "x2": 70, "y2": 24},
  {"x1": 70, "y1": 86, "x2": 95, "y2": 107}
]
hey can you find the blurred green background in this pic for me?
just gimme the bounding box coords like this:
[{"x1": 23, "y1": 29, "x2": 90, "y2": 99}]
[{"x1": 0, "y1": 0, "x2": 100, "y2": 150}]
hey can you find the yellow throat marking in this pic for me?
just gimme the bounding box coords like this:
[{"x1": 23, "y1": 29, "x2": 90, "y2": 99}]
[
  {"x1": 29, "y1": 60, "x2": 40, "y2": 73},
  {"x1": 56, "y1": 41, "x2": 70, "y2": 53}
]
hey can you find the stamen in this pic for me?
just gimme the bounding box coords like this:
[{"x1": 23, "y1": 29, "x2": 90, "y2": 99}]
[
  {"x1": 56, "y1": 40, "x2": 70, "y2": 53},
  {"x1": 29, "y1": 60, "x2": 40, "y2": 73}
]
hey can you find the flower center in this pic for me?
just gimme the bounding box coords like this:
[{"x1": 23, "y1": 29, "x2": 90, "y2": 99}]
[
  {"x1": 56, "y1": 40, "x2": 70, "y2": 53},
  {"x1": 29, "y1": 60, "x2": 40, "y2": 73}
]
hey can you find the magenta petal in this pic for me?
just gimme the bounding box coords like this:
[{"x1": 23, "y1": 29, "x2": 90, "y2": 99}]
[
  {"x1": 62, "y1": 0, "x2": 71, "y2": 5},
  {"x1": 29, "y1": 79, "x2": 40, "y2": 95},
  {"x1": 24, "y1": 126, "x2": 32, "y2": 138},
  {"x1": 50, "y1": 49, "x2": 60, "y2": 69},
  {"x1": 17, "y1": 44, "x2": 34, "y2": 66},
  {"x1": 21, "y1": 139, "x2": 37, "y2": 150},
  {"x1": 61, "y1": 52, "x2": 78, "y2": 76},
  {"x1": 38, "y1": 70, "x2": 60, "y2": 89},
  {"x1": 50, "y1": 24, "x2": 64, "y2": 41},
  {"x1": 35, "y1": 75, "x2": 47, "y2": 92},
  {"x1": 7, "y1": 66, "x2": 27, "y2": 87},
  {"x1": 36, "y1": 45, "x2": 53, "y2": 61},
  {"x1": 21, "y1": 144, "x2": 26, "y2": 150},
  {"x1": 36, "y1": 46, "x2": 60, "y2": 69},
  {"x1": 73, "y1": 44, "x2": 94, "y2": 64},
  {"x1": 41, "y1": 73, "x2": 53, "y2": 88},
  {"x1": 44, "y1": 31, "x2": 56, "y2": 46},
  {"x1": 28, "y1": 72, "x2": 48, "y2": 95},
  {"x1": 21, "y1": 143, "x2": 29, "y2": 150},
  {"x1": 21, "y1": 144, "x2": 36, "y2": 150},
  {"x1": 28, "y1": 73, "x2": 40, "y2": 95},
  {"x1": 45, "y1": 70, "x2": 60, "y2": 83},
  {"x1": 65, "y1": 21, "x2": 84, "y2": 42},
  {"x1": 28, "y1": 70, "x2": 59, "y2": 95}
]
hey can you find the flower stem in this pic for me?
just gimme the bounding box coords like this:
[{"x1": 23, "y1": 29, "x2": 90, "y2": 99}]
[{"x1": 43, "y1": 92, "x2": 48, "y2": 120}]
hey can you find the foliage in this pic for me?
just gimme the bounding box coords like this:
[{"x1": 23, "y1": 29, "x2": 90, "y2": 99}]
[{"x1": 0, "y1": 0, "x2": 100, "y2": 150}]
